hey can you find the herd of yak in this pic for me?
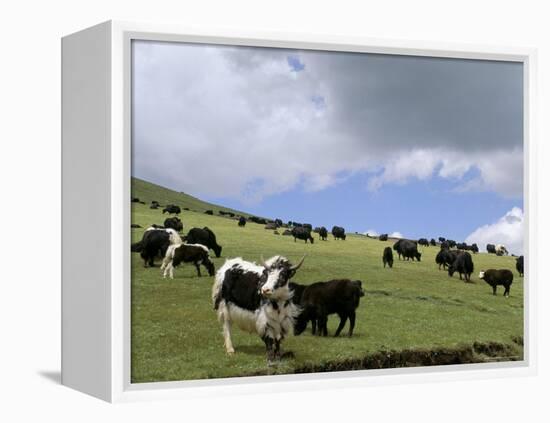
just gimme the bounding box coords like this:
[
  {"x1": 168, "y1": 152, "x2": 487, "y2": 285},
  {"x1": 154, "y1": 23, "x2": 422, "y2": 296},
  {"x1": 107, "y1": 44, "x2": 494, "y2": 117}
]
[{"x1": 131, "y1": 198, "x2": 524, "y2": 362}]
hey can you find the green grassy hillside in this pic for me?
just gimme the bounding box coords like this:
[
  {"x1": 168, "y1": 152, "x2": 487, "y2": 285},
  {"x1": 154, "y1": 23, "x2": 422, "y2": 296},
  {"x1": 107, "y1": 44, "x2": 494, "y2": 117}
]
[
  {"x1": 130, "y1": 180, "x2": 524, "y2": 383},
  {"x1": 132, "y1": 177, "x2": 254, "y2": 217}
]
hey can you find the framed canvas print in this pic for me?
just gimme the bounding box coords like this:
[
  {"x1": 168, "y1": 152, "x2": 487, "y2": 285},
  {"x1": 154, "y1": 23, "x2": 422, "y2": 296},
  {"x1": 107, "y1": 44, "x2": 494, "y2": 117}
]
[{"x1": 61, "y1": 21, "x2": 537, "y2": 402}]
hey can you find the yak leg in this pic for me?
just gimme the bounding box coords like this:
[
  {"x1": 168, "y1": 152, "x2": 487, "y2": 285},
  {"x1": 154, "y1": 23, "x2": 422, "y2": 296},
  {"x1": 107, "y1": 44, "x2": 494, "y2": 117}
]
[
  {"x1": 274, "y1": 339, "x2": 282, "y2": 359},
  {"x1": 493, "y1": 285, "x2": 497, "y2": 295},
  {"x1": 334, "y1": 313, "x2": 347, "y2": 337},
  {"x1": 311, "y1": 319, "x2": 317, "y2": 335},
  {"x1": 194, "y1": 262, "x2": 202, "y2": 277},
  {"x1": 263, "y1": 336, "x2": 276, "y2": 363},
  {"x1": 319, "y1": 316, "x2": 328, "y2": 336},
  {"x1": 348, "y1": 311, "x2": 356, "y2": 337},
  {"x1": 160, "y1": 255, "x2": 170, "y2": 271},
  {"x1": 220, "y1": 304, "x2": 235, "y2": 354}
]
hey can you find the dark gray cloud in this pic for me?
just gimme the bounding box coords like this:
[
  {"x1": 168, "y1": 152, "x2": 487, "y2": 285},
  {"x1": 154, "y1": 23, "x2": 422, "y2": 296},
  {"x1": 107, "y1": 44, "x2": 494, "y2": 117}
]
[{"x1": 132, "y1": 41, "x2": 523, "y2": 201}]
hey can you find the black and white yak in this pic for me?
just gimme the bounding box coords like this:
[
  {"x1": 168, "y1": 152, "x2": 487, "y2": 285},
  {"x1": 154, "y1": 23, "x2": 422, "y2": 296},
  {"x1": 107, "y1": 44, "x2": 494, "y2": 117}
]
[
  {"x1": 495, "y1": 244, "x2": 509, "y2": 256},
  {"x1": 212, "y1": 255, "x2": 305, "y2": 362},
  {"x1": 161, "y1": 243, "x2": 215, "y2": 278}
]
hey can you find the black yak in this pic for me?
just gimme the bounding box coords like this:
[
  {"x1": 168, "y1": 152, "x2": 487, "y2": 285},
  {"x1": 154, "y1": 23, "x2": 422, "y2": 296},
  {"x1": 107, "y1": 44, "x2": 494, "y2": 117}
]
[{"x1": 479, "y1": 269, "x2": 513, "y2": 297}]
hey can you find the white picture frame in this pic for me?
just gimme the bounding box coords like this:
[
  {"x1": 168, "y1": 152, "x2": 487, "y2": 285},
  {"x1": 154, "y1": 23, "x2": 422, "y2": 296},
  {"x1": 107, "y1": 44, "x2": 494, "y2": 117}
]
[{"x1": 61, "y1": 20, "x2": 537, "y2": 403}]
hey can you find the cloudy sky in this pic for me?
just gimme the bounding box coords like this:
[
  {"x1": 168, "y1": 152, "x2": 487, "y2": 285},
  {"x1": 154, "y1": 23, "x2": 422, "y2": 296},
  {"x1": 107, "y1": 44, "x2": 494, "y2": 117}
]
[{"x1": 132, "y1": 40, "x2": 524, "y2": 253}]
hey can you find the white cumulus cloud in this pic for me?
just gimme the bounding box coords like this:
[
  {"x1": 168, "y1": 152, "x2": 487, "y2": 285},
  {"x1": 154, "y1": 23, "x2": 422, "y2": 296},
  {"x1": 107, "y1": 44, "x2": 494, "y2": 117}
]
[{"x1": 465, "y1": 207, "x2": 524, "y2": 255}]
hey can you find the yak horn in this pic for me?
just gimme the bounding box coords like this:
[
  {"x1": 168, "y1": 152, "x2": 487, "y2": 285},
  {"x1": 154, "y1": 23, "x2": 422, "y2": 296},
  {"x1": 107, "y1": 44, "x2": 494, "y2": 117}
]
[{"x1": 290, "y1": 255, "x2": 306, "y2": 271}]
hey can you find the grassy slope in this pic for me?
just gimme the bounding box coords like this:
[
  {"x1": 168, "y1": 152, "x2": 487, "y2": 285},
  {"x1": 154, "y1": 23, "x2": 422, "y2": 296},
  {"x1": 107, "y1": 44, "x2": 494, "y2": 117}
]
[
  {"x1": 131, "y1": 180, "x2": 524, "y2": 383},
  {"x1": 132, "y1": 177, "x2": 253, "y2": 217}
]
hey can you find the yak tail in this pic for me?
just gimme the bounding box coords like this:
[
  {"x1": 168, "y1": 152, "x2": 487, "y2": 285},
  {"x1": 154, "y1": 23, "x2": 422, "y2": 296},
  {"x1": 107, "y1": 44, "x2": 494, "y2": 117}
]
[{"x1": 131, "y1": 241, "x2": 143, "y2": 252}]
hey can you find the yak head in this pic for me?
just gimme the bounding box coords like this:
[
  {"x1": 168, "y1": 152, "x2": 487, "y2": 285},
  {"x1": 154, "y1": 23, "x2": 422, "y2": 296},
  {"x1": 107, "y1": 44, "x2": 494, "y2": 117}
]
[{"x1": 259, "y1": 255, "x2": 305, "y2": 299}]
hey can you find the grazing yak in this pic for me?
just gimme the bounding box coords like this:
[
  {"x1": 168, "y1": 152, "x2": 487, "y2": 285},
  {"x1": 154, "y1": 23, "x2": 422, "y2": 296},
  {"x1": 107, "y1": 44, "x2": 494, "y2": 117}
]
[
  {"x1": 249, "y1": 216, "x2": 268, "y2": 225},
  {"x1": 332, "y1": 226, "x2": 346, "y2": 240},
  {"x1": 318, "y1": 226, "x2": 328, "y2": 241},
  {"x1": 486, "y1": 244, "x2": 497, "y2": 254},
  {"x1": 293, "y1": 279, "x2": 365, "y2": 337},
  {"x1": 131, "y1": 224, "x2": 141, "y2": 228},
  {"x1": 265, "y1": 222, "x2": 278, "y2": 230},
  {"x1": 435, "y1": 249, "x2": 459, "y2": 270},
  {"x1": 131, "y1": 197, "x2": 141, "y2": 203},
  {"x1": 448, "y1": 251, "x2": 474, "y2": 282},
  {"x1": 291, "y1": 226, "x2": 314, "y2": 244},
  {"x1": 479, "y1": 269, "x2": 513, "y2": 297},
  {"x1": 438, "y1": 237, "x2": 446, "y2": 243},
  {"x1": 457, "y1": 242, "x2": 477, "y2": 253},
  {"x1": 418, "y1": 238, "x2": 429, "y2": 247},
  {"x1": 161, "y1": 243, "x2": 215, "y2": 278},
  {"x1": 163, "y1": 217, "x2": 183, "y2": 232},
  {"x1": 185, "y1": 227, "x2": 222, "y2": 258},
  {"x1": 238, "y1": 216, "x2": 246, "y2": 227},
  {"x1": 435, "y1": 249, "x2": 448, "y2": 270},
  {"x1": 204, "y1": 210, "x2": 214, "y2": 215},
  {"x1": 394, "y1": 239, "x2": 421, "y2": 261},
  {"x1": 138, "y1": 227, "x2": 183, "y2": 267},
  {"x1": 516, "y1": 256, "x2": 524, "y2": 276},
  {"x1": 383, "y1": 246, "x2": 394, "y2": 268},
  {"x1": 162, "y1": 204, "x2": 181, "y2": 215},
  {"x1": 379, "y1": 234, "x2": 388, "y2": 241},
  {"x1": 212, "y1": 255, "x2": 305, "y2": 362},
  {"x1": 282, "y1": 229, "x2": 292, "y2": 236},
  {"x1": 466, "y1": 243, "x2": 479, "y2": 253},
  {"x1": 430, "y1": 238, "x2": 437, "y2": 246},
  {"x1": 495, "y1": 244, "x2": 509, "y2": 256},
  {"x1": 447, "y1": 240, "x2": 457, "y2": 248}
]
